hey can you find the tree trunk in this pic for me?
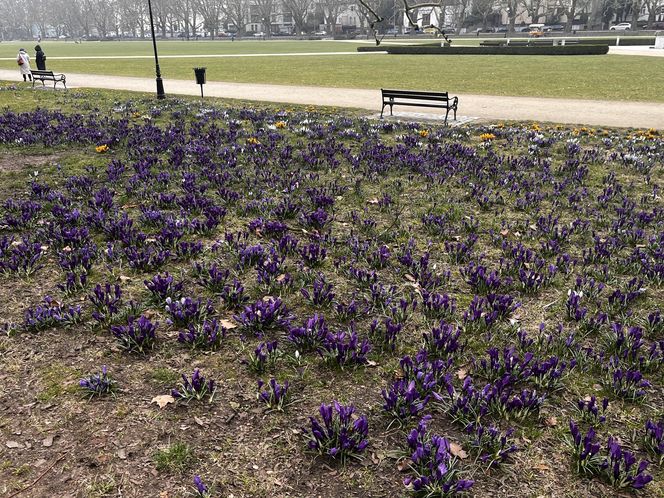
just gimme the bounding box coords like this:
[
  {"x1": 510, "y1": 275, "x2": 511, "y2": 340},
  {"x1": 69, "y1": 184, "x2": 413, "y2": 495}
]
[
  {"x1": 564, "y1": 0, "x2": 577, "y2": 32},
  {"x1": 646, "y1": 4, "x2": 656, "y2": 29},
  {"x1": 506, "y1": 0, "x2": 518, "y2": 33},
  {"x1": 631, "y1": 0, "x2": 640, "y2": 30}
]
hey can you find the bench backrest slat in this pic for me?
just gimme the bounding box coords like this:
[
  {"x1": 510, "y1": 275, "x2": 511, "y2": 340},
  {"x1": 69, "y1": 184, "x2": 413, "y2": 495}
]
[{"x1": 382, "y1": 89, "x2": 449, "y2": 99}]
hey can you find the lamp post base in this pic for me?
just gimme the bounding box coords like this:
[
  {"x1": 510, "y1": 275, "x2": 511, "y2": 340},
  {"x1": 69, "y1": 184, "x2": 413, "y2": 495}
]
[{"x1": 156, "y1": 77, "x2": 165, "y2": 100}]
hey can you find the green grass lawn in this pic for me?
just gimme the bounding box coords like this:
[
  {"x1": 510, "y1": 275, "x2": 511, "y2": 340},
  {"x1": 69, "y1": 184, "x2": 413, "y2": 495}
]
[{"x1": 2, "y1": 40, "x2": 663, "y2": 102}]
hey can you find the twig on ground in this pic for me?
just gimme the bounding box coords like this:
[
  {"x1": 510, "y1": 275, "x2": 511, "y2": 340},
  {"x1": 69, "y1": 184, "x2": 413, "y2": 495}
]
[{"x1": 7, "y1": 453, "x2": 67, "y2": 498}]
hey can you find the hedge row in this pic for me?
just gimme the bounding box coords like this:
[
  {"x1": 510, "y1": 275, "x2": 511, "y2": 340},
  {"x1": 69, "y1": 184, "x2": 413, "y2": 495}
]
[{"x1": 357, "y1": 45, "x2": 610, "y2": 55}]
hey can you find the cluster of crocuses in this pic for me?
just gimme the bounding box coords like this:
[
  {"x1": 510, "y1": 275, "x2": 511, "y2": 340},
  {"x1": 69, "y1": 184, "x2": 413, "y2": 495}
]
[
  {"x1": 403, "y1": 415, "x2": 474, "y2": 496},
  {"x1": 306, "y1": 401, "x2": 369, "y2": 463},
  {"x1": 568, "y1": 419, "x2": 653, "y2": 489},
  {"x1": 171, "y1": 368, "x2": 216, "y2": 403},
  {"x1": 23, "y1": 296, "x2": 82, "y2": 331},
  {"x1": 79, "y1": 365, "x2": 115, "y2": 399},
  {"x1": 1, "y1": 103, "x2": 663, "y2": 496}
]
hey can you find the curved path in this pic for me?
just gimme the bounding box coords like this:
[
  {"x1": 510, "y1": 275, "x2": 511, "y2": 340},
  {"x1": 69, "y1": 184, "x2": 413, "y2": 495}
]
[{"x1": 1, "y1": 69, "x2": 662, "y2": 128}]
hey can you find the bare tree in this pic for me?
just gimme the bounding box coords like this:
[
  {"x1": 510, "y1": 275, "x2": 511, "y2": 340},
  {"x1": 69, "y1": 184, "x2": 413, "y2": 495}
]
[
  {"x1": 521, "y1": 0, "x2": 547, "y2": 24},
  {"x1": 222, "y1": 0, "x2": 249, "y2": 35},
  {"x1": 283, "y1": 0, "x2": 313, "y2": 34},
  {"x1": 89, "y1": 0, "x2": 116, "y2": 38},
  {"x1": 195, "y1": 0, "x2": 223, "y2": 37},
  {"x1": 502, "y1": 0, "x2": 527, "y2": 31},
  {"x1": 171, "y1": 0, "x2": 197, "y2": 38},
  {"x1": 254, "y1": 0, "x2": 276, "y2": 35},
  {"x1": 629, "y1": 0, "x2": 642, "y2": 28},
  {"x1": 0, "y1": 0, "x2": 32, "y2": 38},
  {"x1": 555, "y1": 0, "x2": 591, "y2": 31},
  {"x1": 357, "y1": 0, "x2": 396, "y2": 32},
  {"x1": 452, "y1": 0, "x2": 473, "y2": 33},
  {"x1": 318, "y1": 0, "x2": 349, "y2": 34},
  {"x1": 642, "y1": 0, "x2": 661, "y2": 28},
  {"x1": 471, "y1": 0, "x2": 498, "y2": 29},
  {"x1": 116, "y1": 0, "x2": 145, "y2": 37}
]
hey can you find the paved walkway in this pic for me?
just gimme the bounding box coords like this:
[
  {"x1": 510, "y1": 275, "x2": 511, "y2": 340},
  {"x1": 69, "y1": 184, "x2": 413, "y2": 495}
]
[
  {"x1": 609, "y1": 45, "x2": 664, "y2": 57},
  {"x1": 1, "y1": 69, "x2": 662, "y2": 128}
]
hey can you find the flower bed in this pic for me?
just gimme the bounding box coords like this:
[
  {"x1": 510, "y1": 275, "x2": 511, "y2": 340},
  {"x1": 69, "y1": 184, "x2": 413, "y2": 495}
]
[{"x1": 0, "y1": 93, "x2": 662, "y2": 497}]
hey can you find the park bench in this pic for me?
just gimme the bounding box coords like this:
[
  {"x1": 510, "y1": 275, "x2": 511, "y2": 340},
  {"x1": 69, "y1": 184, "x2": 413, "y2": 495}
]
[
  {"x1": 479, "y1": 40, "x2": 505, "y2": 46},
  {"x1": 30, "y1": 70, "x2": 67, "y2": 90},
  {"x1": 380, "y1": 89, "x2": 458, "y2": 124},
  {"x1": 530, "y1": 38, "x2": 580, "y2": 46}
]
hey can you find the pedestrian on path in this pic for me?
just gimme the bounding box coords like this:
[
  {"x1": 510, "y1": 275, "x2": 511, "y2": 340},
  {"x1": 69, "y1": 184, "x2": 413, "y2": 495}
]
[
  {"x1": 35, "y1": 45, "x2": 46, "y2": 70},
  {"x1": 16, "y1": 48, "x2": 32, "y2": 82}
]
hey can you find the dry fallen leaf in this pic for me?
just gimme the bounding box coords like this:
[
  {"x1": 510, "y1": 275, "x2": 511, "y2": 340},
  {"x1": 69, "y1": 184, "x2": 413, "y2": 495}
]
[
  {"x1": 194, "y1": 417, "x2": 205, "y2": 427},
  {"x1": 545, "y1": 416, "x2": 558, "y2": 427},
  {"x1": 368, "y1": 198, "x2": 379, "y2": 204},
  {"x1": 449, "y1": 442, "x2": 468, "y2": 459},
  {"x1": 220, "y1": 319, "x2": 237, "y2": 330},
  {"x1": 116, "y1": 448, "x2": 127, "y2": 460},
  {"x1": 42, "y1": 435, "x2": 54, "y2": 447},
  {"x1": 151, "y1": 395, "x2": 175, "y2": 409},
  {"x1": 404, "y1": 274, "x2": 416, "y2": 282},
  {"x1": 5, "y1": 441, "x2": 22, "y2": 449},
  {"x1": 456, "y1": 368, "x2": 468, "y2": 380}
]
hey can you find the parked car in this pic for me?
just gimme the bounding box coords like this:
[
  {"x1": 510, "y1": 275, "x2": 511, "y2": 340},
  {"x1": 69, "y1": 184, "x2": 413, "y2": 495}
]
[
  {"x1": 529, "y1": 23, "x2": 545, "y2": 37},
  {"x1": 610, "y1": 22, "x2": 632, "y2": 30},
  {"x1": 314, "y1": 30, "x2": 327, "y2": 35},
  {"x1": 544, "y1": 24, "x2": 564, "y2": 31}
]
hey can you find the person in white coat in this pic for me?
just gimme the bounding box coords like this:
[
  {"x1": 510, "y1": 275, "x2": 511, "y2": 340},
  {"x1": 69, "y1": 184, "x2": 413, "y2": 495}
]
[{"x1": 17, "y1": 48, "x2": 32, "y2": 82}]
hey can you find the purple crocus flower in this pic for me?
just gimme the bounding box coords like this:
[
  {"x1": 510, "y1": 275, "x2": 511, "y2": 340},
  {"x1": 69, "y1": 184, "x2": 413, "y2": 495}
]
[{"x1": 305, "y1": 401, "x2": 369, "y2": 463}]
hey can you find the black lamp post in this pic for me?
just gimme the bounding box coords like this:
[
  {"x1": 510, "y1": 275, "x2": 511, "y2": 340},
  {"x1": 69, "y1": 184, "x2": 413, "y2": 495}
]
[{"x1": 147, "y1": 0, "x2": 165, "y2": 99}]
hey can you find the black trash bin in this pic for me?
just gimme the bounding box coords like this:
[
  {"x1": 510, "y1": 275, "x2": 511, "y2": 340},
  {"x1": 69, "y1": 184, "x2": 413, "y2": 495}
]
[{"x1": 193, "y1": 67, "x2": 207, "y2": 97}]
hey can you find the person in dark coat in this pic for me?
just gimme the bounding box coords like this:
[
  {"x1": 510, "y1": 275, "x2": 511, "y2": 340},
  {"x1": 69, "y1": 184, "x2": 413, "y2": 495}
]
[{"x1": 34, "y1": 45, "x2": 46, "y2": 70}]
